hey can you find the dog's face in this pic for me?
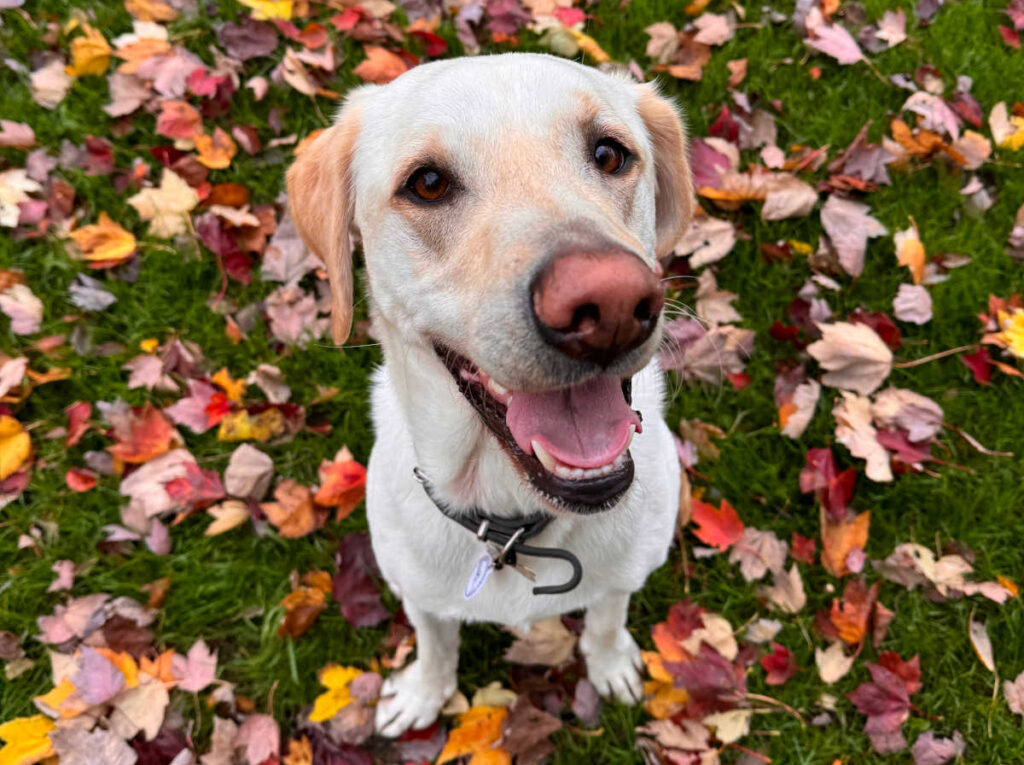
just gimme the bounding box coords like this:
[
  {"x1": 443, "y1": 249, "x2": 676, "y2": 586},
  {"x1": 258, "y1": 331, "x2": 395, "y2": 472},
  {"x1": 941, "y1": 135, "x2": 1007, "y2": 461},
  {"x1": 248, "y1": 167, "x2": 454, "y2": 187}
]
[{"x1": 288, "y1": 54, "x2": 693, "y2": 513}]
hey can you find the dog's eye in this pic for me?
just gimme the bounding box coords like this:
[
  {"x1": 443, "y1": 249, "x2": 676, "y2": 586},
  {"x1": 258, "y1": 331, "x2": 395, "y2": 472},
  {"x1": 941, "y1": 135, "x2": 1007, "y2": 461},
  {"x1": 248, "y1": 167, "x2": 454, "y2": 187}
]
[
  {"x1": 406, "y1": 168, "x2": 451, "y2": 202},
  {"x1": 593, "y1": 138, "x2": 629, "y2": 175}
]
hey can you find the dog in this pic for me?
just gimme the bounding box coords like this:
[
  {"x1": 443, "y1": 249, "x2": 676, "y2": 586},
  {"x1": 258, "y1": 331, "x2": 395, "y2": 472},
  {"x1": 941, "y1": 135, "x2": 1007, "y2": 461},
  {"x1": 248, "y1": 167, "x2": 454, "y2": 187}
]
[{"x1": 287, "y1": 52, "x2": 693, "y2": 737}]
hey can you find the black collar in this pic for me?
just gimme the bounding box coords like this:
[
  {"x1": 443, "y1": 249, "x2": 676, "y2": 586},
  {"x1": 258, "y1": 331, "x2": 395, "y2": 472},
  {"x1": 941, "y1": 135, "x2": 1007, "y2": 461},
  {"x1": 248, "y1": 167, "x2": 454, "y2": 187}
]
[{"x1": 413, "y1": 468, "x2": 583, "y2": 595}]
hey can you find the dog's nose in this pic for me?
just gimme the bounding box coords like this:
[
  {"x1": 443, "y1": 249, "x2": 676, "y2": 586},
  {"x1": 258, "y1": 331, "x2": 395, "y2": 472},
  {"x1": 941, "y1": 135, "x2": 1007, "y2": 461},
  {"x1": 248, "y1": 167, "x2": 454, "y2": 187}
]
[{"x1": 532, "y1": 250, "x2": 664, "y2": 366}]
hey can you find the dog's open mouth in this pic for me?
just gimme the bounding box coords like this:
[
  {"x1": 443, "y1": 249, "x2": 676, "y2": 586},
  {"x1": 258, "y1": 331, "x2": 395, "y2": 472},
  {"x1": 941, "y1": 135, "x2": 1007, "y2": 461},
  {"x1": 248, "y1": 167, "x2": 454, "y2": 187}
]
[{"x1": 435, "y1": 345, "x2": 640, "y2": 513}]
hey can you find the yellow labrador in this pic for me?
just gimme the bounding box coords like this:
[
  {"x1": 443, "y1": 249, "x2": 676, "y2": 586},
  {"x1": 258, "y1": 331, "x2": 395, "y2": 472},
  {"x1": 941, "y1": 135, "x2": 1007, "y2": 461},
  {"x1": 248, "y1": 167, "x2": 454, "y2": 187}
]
[{"x1": 288, "y1": 52, "x2": 693, "y2": 736}]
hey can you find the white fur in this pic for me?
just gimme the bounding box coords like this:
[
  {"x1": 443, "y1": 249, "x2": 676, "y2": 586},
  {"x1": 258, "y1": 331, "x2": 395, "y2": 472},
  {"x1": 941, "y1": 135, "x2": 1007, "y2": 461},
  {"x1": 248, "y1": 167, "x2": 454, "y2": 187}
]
[{"x1": 306, "y1": 54, "x2": 684, "y2": 735}]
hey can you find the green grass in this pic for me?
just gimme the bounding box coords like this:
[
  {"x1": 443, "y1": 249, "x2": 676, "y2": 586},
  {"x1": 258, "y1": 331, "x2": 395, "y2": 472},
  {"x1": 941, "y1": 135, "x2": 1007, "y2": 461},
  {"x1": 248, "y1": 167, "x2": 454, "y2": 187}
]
[{"x1": 1, "y1": 0, "x2": 1023, "y2": 762}]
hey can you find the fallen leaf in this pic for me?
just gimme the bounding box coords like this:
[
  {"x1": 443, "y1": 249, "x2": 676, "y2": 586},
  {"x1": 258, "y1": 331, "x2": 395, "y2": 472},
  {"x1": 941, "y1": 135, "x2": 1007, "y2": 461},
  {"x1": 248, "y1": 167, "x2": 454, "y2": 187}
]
[
  {"x1": 224, "y1": 443, "x2": 274, "y2": 500},
  {"x1": 894, "y1": 221, "x2": 926, "y2": 285},
  {"x1": 760, "y1": 642, "x2": 798, "y2": 685},
  {"x1": 504, "y1": 617, "x2": 576, "y2": 667},
  {"x1": 499, "y1": 696, "x2": 562, "y2": 764},
  {"x1": 354, "y1": 45, "x2": 409, "y2": 84},
  {"x1": 1005, "y1": 670, "x2": 1024, "y2": 716},
  {"x1": 702, "y1": 708, "x2": 751, "y2": 744},
  {"x1": 819, "y1": 195, "x2": 888, "y2": 277},
  {"x1": 0, "y1": 415, "x2": 32, "y2": 480},
  {"x1": 234, "y1": 714, "x2": 280, "y2": 765},
  {"x1": 308, "y1": 664, "x2": 362, "y2": 722},
  {"x1": 66, "y1": 24, "x2": 112, "y2": 77},
  {"x1": 332, "y1": 532, "x2": 389, "y2": 628},
  {"x1": 0, "y1": 716, "x2": 55, "y2": 765},
  {"x1": 820, "y1": 508, "x2": 870, "y2": 577},
  {"x1": 847, "y1": 662, "x2": 912, "y2": 754},
  {"x1": 760, "y1": 564, "x2": 807, "y2": 613},
  {"x1": 834, "y1": 391, "x2": 893, "y2": 482},
  {"x1": 127, "y1": 168, "x2": 200, "y2": 238},
  {"x1": 49, "y1": 725, "x2": 136, "y2": 765},
  {"x1": 728, "y1": 527, "x2": 787, "y2": 581},
  {"x1": 261, "y1": 479, "x2": 317, "y2": 538},
  {"x1": 438, "y1": 706, "x2": 510, "y2": 765},
  {"x1": 893, "y1": 284, "x2": 933, "y2": 324},
  {"x1": 690, "y1": 497, "x2": 744, "y2": 551},
  {"x1": 968, "y1": 612, "x2": 995, "y2": 672},
  {"x1": 1, "y1": 284, "x2": 43, "y2": 335},
  {"x1": 239, "y1": 0, "x2": 293, "y2": 20},
  {"x1": 314, "y1": 447, "x2": 367, "y2": 520},
  {"x1": 911, "y1": 730, "x2": 966, "y2": 765},
  {"x1": 106, "y1": 403, "x2": 177, "y2": 464},
  {"x1": 807, "y1": 321, "x2": 893, "y2": 395},
  {"x1": 805, "y1": 8, "x2": 864, "y2": 64}
]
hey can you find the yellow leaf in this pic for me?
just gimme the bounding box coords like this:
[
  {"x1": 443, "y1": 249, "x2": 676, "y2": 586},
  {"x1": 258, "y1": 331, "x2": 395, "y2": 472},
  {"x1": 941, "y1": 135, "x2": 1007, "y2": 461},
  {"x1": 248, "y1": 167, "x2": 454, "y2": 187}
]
[
  {"x1": 239, "y1": 0, "x2": 293, "y2": 20},
  {"x1": 212, "y1": 367, "x2": 246, "y2": 402},
  {"x1": 127, "y1": 168, "x2": 200, "y2": 238},
  {"x1": 195, "y1": 128, "x2": 237, "y2": 170},
  {"x1": 96, "y1": 648, "x2": 139, "y2": 689},
  {"x1": 998, "y1": 116, "x2": 1024, "y2": 151},
  {"x1": 217, "y1": 409, "x2": 285, "y2": 442},
  {"x1": 788, "y1": 239, "x2": 814, "y2": 255},
  {"x1": 308, "y1": 665, "x2": 363, "y2": 722},
  {"x1": 140, "y1": 338, "x2": 159, "y2": 353},
  {"x1": 820, "y1": 508, "x2": 870, "y2": 578},
  {"x1": 33, "y1": 679, "x2": 77, "y2": 719},
  {"x1": 283, "y1": 736, "x2": 313, "y2": 765},
  {"x1": 566, "y1": 28, "x2": 610, "y2": 63},
  {"x1": 684, "y1": 0, "x2": 711, "y2": 14},
  {"x1": 0, "y1": 416, "x2": 31, "y2": 480},
  {"x1": 67, "y1": 212, "x2": 136, "y2": 265},
  {"x1": 996, "y1": 309, "x2": 1024, "y2": 359},
  {"x1": 437, "y1": 706, "x2": 510, "y2": 765},
  {"x1": 0, "y1": 715, "x2": 55, "y2": 765},
  {"x1": 205, "y1": 500, "x2": 251, "y2": 536},
  {"x1": 125, "y1": 0, "x2": 179, "y2": 21},
  {"x1": 894, "y1": 221, "x2": 925, "y2": 285},
  {"x1": 65, "y1": 24, "x2": 112, "y2": 78}
]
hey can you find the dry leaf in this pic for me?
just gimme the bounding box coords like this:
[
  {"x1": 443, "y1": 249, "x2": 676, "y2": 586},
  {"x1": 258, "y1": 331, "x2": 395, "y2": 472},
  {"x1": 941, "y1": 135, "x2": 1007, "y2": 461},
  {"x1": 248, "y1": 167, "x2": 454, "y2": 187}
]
[
  {"x1": 503, "y1": 617, "x2": 577, "y2": 667},
  {"x1": 968, "y1": 612, "x2": 995, "y2": 673},
  {"x1": 68, "y1": 213, "x2": 137, "y2": 265},
  {"x1": 819, "y1": 195, "x2": 888, "y2": 277},
  {"x1": 127, "y1": 168, "x2": 200, "y2": 238},
  {"x1": 807, "y1": 321, "x2": 893, "y2": 395},
  {"x1": 834, "y1": 391, "x2": 893, "y2": 482},
  {"x1": 821, "y1": 508, "x2": 871, "y2": 577}
]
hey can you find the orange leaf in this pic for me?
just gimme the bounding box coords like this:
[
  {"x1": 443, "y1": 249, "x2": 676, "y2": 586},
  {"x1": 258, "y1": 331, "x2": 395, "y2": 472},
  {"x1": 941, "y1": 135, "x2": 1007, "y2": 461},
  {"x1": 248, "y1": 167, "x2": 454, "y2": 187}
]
[
  {"x1": 195, "y1": 127, "x2": 237, "y2": 170},
  {"x1": 437, "y1": 706, "x2": 511, "y2": 765},
  {"x1": 106, "y1": 404, "x2": 176, "y2": 464},
  {"x1": 278, "y1": 586, "x2": 326, "y2": 638},
  {"x1": 212, "y1": 367, "x2": 247, "y2": 402},
  {"x1": 261, "y1": 479, "x2": 318, "y2": 538},
  {"x1": 353, "y1": 45, "x2": 408, "y2": 84},
  {"x1": 651, "y1": 622, "x2": 689, "y2": 663},
  {"x1": 115, "y1": 38, "x2": 172, "y2": 73},
  {"x1": 65, "y1": 467, "x2": 97, "y2": 492},
  {"x1": 828, "y1": 577, "x2": 879, "y2": 644},
  {"x1": 820, "y1": 508, "x2": 870, "y2": 577},
  {"x1": 690, "y1": 497, "x2": 744, "y2": 551},
  {"x1": 125, "y1": 0, "x2": 179, "y2": 21},
  {"x1": 314, "y1": 449, "x2": 367, "y2": 520},
  {"x1": 68, "y1": 212, "x2": 137, "y2": 265}
]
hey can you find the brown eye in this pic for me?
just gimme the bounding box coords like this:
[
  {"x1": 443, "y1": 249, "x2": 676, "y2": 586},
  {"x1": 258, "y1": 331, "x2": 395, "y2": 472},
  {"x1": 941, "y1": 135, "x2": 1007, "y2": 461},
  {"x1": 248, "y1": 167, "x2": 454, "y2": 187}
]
[
  {"x1": 407, "y1": 168, "x2": 450, "y2": 202},
  {"x1": 593, "y1": 138, "x2": 629, "y2": 174}
]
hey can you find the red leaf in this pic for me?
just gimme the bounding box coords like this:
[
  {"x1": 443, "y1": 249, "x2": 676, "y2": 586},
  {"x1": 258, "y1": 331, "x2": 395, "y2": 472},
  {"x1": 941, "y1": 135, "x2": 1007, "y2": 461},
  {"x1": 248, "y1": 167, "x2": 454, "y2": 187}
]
[
  {"x1": 106, "y1": 404, "x2": 176, "y2": 464},
  {"x1": 65, "y1": 401, "x2": 92, "y2": 447},
  {"x1": 314, "y1": 453, "x2": 367, "y2": 520},
  {"x1": 332, "y1": 532, "x2": 389, "y2": 628},
  {"x1": 690, "y1": 498, "x2": 744, "y2": 551},
  {"x1": 708, "y1": 106, "x2": 739, "y2": 144},
  {"x1": 330, "y1": 8, "x2": 364, "y2": 31},
  {"x1": 66, "y1": 467, "x2": 98, "y2": 492},
  {"x1": 999, "y1": 24, "x2": 1021, "y2": 48},
  {"x1": 847, "y1": 662, "x2": 912, "y2": 754},
  {"x1": 759, "y1": 642, "x2": 798, "y2": 685},
  {"x1": 790, "y1": 532, "x2": 816, "y2": 564},
  {"x1": 876, "y1": 429, "x2": 932, "y2": 464},
  {"x1": 960, "y1": 347, "x2": 992, "y2": 385},
  {"x1": 165, "y1": 462, "x2": 226, "y2": 516},
  {"x1": 800, "y1": 447, "x2": 856, "y2": 523},
  {"x1": 409, "y1": 29, "x2": 448, "y2": 57},
  {"x1": 553, "y1": 6, "x2": 585, "y2": 25},
  {"x1": 877, "y1": 651, "x2": 922, "y2": 694},
  {"x1": 849, "y1": 308, "x2": 902, "y2": 351},
  {"x1": 727, "y1": 372, "x2": 750, "y2": 389},
  {"x1": 829, "y1": 577, "x2": 879, "y2": 644}
]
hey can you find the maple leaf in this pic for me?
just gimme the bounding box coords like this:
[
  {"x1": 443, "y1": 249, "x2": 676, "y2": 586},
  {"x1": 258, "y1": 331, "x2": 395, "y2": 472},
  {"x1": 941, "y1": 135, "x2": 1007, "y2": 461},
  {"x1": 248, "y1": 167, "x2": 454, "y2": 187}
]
[
  {"x1": 819, "y1": 195, "x2": 888, "y2": 277},
  {"x1": 759, "y1": 563, "x2": 807, "y2": 613},
  {"x1": 834, "y1": 391, "x2": 893, "y2": 482},
  {"x1": 169, "y1": 640, "x2": 218, "y2": 692},
  {"x1": 437, "y1": 705, "x2": 510, "y2": 765},
  {"x1": 224, "y1": 443, "x2": 275, "y2": 500},
  {"x1": 0, "y1": 716, "x2": 55, "y2": 765},
  {"x1": 155, "y1": 99, "x2": 202, "y2": 140},
  {"x1": 240, "y1": 0, "x2": 293, "y2": 20},
  {"x1": 779, "y1": 378, "x2": 821, "y2": 439},
  {"x1": 278, "y1": 580, "x2": 329, "y2": 639},
  {"x1": 165, "y1": 462, "x2": 226, "y2": 519},
  {"x1": 690, "y1": 497, "x2": 744, "y2": 551},
  {"x1": 332, "y1": 532, "x2": 389, "y2": 628},
  {"x1": 314, "y1": 447, "x2": 367, "y2": 519},
  {"x1": 815, "y1": 640, "x2": 855, "y2": 684},
  {"x1": 807, "y1": 321, "x2": 893, "y2": 395},
  {"x1": 308, "y1": 664, "x2": 363, "y2": 722},
  {"x1": 728, "y1": 526, "x2": 787, "y2": 581},
  {"x1": 499, "y1": 696, "x2": 563, "y2": 765},
  {"x1": 759, "y1": 641, "x2": 798, "y2": 685},
  {"x1": 800, "y1": 447, "x2": 856, "y2": 523},
  {"x1": 820, "y1": 508, "x2": 870, "y2": 577},
  {"x1": 960, "y1": 347, "x2": 993, "y2": 384},
  {"x1": 106, "y1": 403, "x2": 177, "y2": 464},
  {"x1": 503, "y1": 616, "x2": 577, "y2": 667},
  {"x1": 30, "y1": 58, "x2": 72, "y2": 109},
  {"x1": 261, "y1": 479, "x2": 318, "y2": 538},
  {"x1": 847, "y1": 662, "x2": 913, "y2": 754},
  {"x1": 871, "y1": 388, "x2": 943, "y2": 442},
  {"x1": 911, "y1": 730, "x2": 966, "y2": 765},
  {"x1": 196, "y1": 128, "x2": 238, "y2": 170},
  {"x1": 804, "y1": 8, "x2": 863, "y2": 64},
  {"x1": 828, "y1": 577, "x2": 879, "y2": 644},
  {"x1": 235, "y1": 714, "x2": 281, "y2": 765},
  {"x1": 49, "y1": 726, "x2": 137, "y2": 765},
  {"x1": 127, "y1": 168, "x2": 200, "y2": 238}
]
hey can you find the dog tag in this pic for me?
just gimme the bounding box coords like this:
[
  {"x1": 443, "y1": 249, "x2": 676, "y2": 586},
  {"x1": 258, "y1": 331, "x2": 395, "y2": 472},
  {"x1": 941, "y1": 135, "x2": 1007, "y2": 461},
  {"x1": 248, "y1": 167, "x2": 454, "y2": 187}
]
[{"x1": 463, "y1": 554, "x2": 493, "y2": 600}]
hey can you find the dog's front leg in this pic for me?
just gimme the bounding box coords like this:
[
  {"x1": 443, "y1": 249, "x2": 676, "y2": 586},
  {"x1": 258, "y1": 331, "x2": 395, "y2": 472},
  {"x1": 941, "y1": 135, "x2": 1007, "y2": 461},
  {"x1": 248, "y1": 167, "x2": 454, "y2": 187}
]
[
  {"x1": 580, "y1": 591, "x2": 644, "y2": 705},
  {"x1": 375, "y1": 601, "x2": 460, "y2": 737}
]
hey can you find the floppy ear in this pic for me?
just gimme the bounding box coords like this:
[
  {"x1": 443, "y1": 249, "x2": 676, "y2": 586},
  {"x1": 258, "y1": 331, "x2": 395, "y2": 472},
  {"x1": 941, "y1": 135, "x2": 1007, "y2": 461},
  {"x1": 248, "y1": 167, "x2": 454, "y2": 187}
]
[
  {"x1": 286, "y1": 104, "x2": 363, "y2": 344},
  {"x1": 635, "y1": 84, "x2": 695, "y2": 261}
]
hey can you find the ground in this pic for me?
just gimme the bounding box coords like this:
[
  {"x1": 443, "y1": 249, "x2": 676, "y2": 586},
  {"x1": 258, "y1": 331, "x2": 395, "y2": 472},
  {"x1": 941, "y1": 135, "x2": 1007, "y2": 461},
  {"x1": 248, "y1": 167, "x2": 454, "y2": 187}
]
[{"x1": 1, "y1": 0, "x2": 1023, "y2": 763}]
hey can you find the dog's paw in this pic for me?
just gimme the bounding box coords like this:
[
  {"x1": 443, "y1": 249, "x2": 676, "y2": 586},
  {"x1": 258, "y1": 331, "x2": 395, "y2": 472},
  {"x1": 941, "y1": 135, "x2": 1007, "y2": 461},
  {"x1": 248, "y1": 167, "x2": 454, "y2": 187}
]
[
  {"x1": 374, "y1": 661, "x2": 455, "y2": 738},
  {"x1": 582, "y1": 631, "x2": 644, "y2": 706}
]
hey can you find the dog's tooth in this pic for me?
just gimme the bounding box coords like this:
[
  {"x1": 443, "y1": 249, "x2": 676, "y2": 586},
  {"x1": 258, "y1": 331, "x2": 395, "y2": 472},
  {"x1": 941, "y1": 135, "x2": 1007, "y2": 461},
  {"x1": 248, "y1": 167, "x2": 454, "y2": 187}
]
[
  {"x1": 554, "y1": 465, "x2": 574, "y2": 479},
  {"x1": 487, "y1": 378, "x2": 509, "y2": 397},
  {"x1": 532, "y1": 440, "x2": 558, "y2": 472},
  {"x1": 570, "y1": 468, "x2": 584, "y2": 479}
]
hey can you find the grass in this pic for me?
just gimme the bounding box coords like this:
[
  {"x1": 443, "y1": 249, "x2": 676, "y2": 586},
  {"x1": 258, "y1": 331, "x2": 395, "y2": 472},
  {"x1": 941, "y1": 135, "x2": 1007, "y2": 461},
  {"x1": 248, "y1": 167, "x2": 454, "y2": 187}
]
[{"x1": 1, "y1": 0, "x2": 1023, "y2": 761}]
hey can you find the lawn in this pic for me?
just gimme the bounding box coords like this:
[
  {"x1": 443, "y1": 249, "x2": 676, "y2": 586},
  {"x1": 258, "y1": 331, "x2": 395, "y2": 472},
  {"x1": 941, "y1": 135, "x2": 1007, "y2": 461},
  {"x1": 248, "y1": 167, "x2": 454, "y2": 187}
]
[{"x1": 1, "y1": 0, "x2": 1023, "y2": 763}]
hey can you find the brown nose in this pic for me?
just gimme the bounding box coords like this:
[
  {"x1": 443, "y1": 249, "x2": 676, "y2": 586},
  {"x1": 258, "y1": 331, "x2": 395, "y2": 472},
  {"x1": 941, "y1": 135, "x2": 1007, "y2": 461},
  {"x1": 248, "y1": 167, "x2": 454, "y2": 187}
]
[{"x1": 532, "y1": 250, "x2": 664, "y2": 366}]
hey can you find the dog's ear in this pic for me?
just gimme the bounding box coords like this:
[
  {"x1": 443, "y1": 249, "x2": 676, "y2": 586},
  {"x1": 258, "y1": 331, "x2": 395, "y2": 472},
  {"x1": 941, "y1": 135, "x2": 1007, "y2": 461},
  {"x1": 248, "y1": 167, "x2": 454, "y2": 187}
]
[
  {"x1": 635, "y1": 84, "x2": 695, "y2": 261},
  {"x1": 286, "y1": 103, "x2": 363, "y2": 344}
]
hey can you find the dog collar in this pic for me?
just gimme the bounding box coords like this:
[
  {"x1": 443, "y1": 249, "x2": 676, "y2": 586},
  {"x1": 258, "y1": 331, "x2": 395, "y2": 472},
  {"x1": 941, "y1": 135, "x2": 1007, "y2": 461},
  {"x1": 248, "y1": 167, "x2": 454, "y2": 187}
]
[{"x1": 413, "y1": 467, "x2": 583, "y2": 596}]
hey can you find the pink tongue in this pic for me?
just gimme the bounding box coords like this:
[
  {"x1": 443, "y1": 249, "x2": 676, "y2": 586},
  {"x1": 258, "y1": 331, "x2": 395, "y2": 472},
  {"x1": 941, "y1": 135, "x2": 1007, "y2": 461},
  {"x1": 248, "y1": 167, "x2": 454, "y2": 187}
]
[{"x1": 505, "y1": 375, "x2": 641, "y2": 469}]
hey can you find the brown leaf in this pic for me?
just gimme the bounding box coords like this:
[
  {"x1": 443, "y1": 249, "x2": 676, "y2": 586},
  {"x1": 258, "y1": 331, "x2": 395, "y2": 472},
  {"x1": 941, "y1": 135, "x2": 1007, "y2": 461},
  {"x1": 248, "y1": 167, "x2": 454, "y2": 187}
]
[{"x1": 261, "y1": 480, "x2": 318, "y2": 538}]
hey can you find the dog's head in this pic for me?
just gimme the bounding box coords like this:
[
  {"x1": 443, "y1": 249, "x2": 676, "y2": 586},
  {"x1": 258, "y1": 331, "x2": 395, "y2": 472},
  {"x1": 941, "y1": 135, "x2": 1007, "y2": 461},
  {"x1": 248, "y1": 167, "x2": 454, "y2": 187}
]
[{"x1": 288, "y1": 53, "x2": 693, "y2": 513}]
